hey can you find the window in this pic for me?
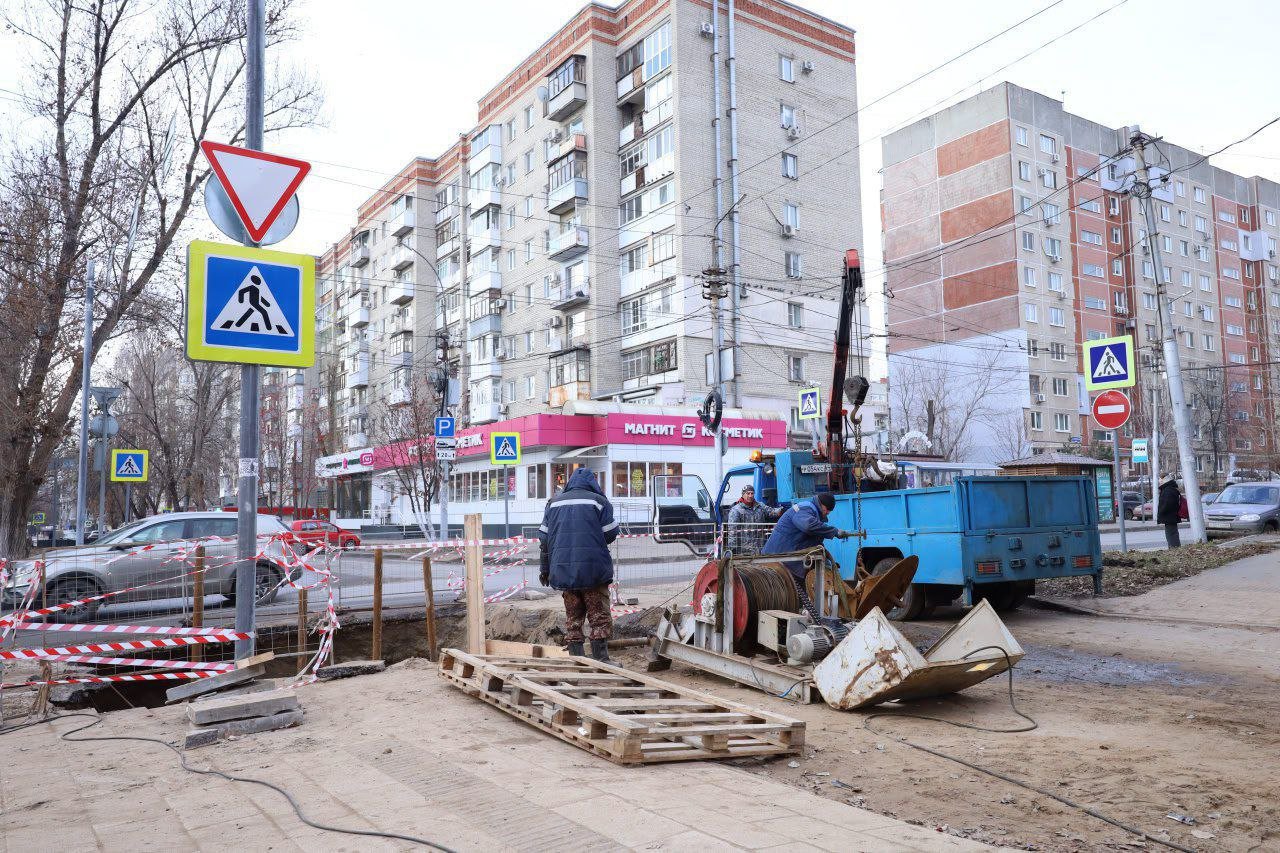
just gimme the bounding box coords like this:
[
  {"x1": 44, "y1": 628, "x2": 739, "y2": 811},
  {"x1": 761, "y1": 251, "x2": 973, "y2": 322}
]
[
  {"x1": 780, "y1": 102, "x2": 797, "y2": 129},
  {"x1": 1111, "y1": 226, "x2": 1121, "y2": 243},
  {"x1": 1227, "y1": 323, "x2": 1244, "y2": 336},
  {"x1": 782, "y1": 152, "x2": 798, "y2": 179},
  {"x1": 1224, "y1": 294, "x2": 1242, "y2": 308},
  {"x1": 1194, "y1": 215, "x2": 1207, "y2": 232},
  {"x1": 1183, "y1": 301, "x2": 1193, "y2": 317},
  {"x1": 1030, "y1": 411, "x2": 1043, "y2": 431},
  {"x1": 1201, "y1": 305, "x2": 1214, "y2": 322},
  {"x1": 1182, "y1": 331, "x2": 1195, "y2": 348},
  {"x1": 1018, "y1": 161, "x2": 1031, "y2": 181},
  {"x1": 783, "y1": 202, "x2": 800, "y2": 229},
  {"x1": 1112, "y1": 259, "x2": 1123, "y2": 276},
  {"x1": 1108, "y1": 196, "x2": 1120, "y2": 216},
  {"x1": 1084, "y1": 295, "x2": 1106, "y2": 310},
  {"x1": 1028, "y1": 338, "x2": 1039, "y2": 357},
  {"x1": 1142, "y1": 260, "x2": 1154, "y2": 279},
  {"x1": 1178, "y1": 209, "x2": 1188, "y2": 227},
  {"x1": 1078, "y1": 197, "x2": 1101, "y2": 214},
  {"x1": 1048, "y1": 271, "x2": 1064, "y2": 292},
  {"x1": 1179, "y1": 240, "x2": 1189, "y2": 257},
  {"x1": 1199, "y1": 274, "x2": 1212, "y2": 292},
  {"x1": 1021, "y1": 231, "x2": 1036, "y2": 252},
  {"x1": 1230, "y1": 353, "x2": 1246, "y2": 364},
  {"x1": 779, "y1": 55, "x2": 795, "y2": 82},
  {"x1": 1114, "y1": 291, "x2": 1127, "y2": 312},
  {"x1": 1049, "y1": 342, "x2": 1066, "y2": 360},
  {"x1": 1221, "y1": 237, "x2": 1239, "y2": 251},
  {"x1": 642, "y1": 21, "x2": 671, "y2": 80},
  {"x1": 788, "y1": 302, "x2": 803, "y2": 328},
  {"x1": 1086, "y1": 330, "x2": 1106, "y2": 341},
  {"x1": 1049, "y1": 306, "x2": 1065, "y2": 326},
  {"x1": 784, "y1": 251, "x2": 802, "y2": 278},
  {"x1": 1203, "y1": 334, "x2": 1215, "y2": 351},
  {"x1": 1083, "y1": 262, "x2": 1105, "y2": 278},
  {"x1": 1029, "y1": 374, "x2": 1042, "y2": 395},
  {"x1": 523, "y1": 239, "x2": 533, "y2": 262},
  {"x1": 1044, "y1": 237, "x2": 1062, "y2": 259},
  {"x1": 1268, "y1": 210, "x2": 1277, "y2": 226},
  {"x1": 1022, "y1": 266, "x2": 1037, "y2": 287},
  {"x1": 523, "y1": 150, "x2": 534, "y2": 174},
  {"x1": 1039, "y1": 134, "x2": 1056, "y2": 155},
  {"x1": 504, "y1": 206, "x2": 515, "y2": 229},
  {"x1": 1144, "y1": 324, "x2": 1156, "y2": 342},
  {"x1": 1194, "y1": 186, "x2": 1206, "y2": 204},
  {"x1": 1052, "y1": 377, "x2": 1069, "y2": 396},
  {"x1": 1218, "y1": 209, "x2": 1237, "y2": 224},
  {"x1": 1160, "y1": 204, "x2": 1171, "y2": 222},
  {"x1": 1041, "y1": 169, "x2": 1057, "y2": 189},
  {"x1": 1042, "y1": 202, "x2": 1061, "y2": 224},
  {"x1": 788, "y1": 354, "x2": 805, "y2": 381},
  {"x1": 1024, "y1": 304, "x2": 1039, "y2": 323},
  {"x1": 1054, "y1": 413, "x2": 1071, "y2": 432},
  {"x1": 1223, "y1": 266, "x2": 1241, "y2": 280},
  {"x1": 1020, "y1": 196, "x2": 1033, "y2": 213},
  {"x1": 1081, "y1": 229, "x2": 1103, "y2": 246},
  {"x1": 524, "y1": 331, "x2": 534, "y2": 354},
  {"x1": 505, "y1": 249, "x2": 516, "y2": 270},
  {"x1": 621, "y1": 241, "x2": 648, "y2": 275},
  {"x1": 1016, "y1": 126, "x2": 1028, "y2": 147},
  {"x1": 1240, "y1": 206, "x2": 1250, "y2": 224}
]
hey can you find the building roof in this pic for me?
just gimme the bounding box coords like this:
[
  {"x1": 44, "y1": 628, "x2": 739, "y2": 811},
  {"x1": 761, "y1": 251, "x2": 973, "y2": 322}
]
[{"x1": 999, "y1": 452, "x2": 1109, "y2": 468}]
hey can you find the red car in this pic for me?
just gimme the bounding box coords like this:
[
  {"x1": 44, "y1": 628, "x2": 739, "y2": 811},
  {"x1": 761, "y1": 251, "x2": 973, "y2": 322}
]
[{"x1": 289, "y1": 519, "x2": 361, "y2": 549}]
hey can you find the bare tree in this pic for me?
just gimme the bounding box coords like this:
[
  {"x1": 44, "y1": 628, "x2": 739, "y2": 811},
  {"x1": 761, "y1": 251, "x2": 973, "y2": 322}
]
[
  {"x1": 0, "y1": 0, "x2": 318, "y2": 555},
  {"x1": 990, "y1": 411, "x2": 1032, "y2": 463},
  {"x1": 369, "y1": 382, "x2": 440, "y2": 539},
  {"x1": 889, "y1": 348, "x2": 1021, "y2": 462}
]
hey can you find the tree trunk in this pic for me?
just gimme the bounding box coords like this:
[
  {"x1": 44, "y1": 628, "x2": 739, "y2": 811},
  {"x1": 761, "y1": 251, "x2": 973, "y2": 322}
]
[{"x1": 0, "y1": 475, "x2": 41, "y2": 557}]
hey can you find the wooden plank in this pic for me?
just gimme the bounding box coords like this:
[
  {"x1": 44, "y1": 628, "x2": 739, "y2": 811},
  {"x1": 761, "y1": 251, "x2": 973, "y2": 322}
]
[
  {"x1": 371, "y1": 548, "x2": 383, "y2": 660},
  {"x1": 592, "y1": 698, "x2": 720, "y2": 710},
  {"x1": 627, "y1": 712, "x2": 753, "y2": 723},
  {"x1": 485, "y1": 640, "x2": 570, "y2": 658},
  {"x1": 422, "y1": 556, "x2": 438, "y2": 663},
  {"x1": 236, "y1": 651, "x2": 275, "y2": 670},
  {"x1": 464, "y1": 515, "x2": 485, "y2": 653}
]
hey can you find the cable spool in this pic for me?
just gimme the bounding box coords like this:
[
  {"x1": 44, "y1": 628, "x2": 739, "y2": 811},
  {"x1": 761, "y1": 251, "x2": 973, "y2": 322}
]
[{"x1": 691, "y1": 560, "x2": 798, "y2": 653}]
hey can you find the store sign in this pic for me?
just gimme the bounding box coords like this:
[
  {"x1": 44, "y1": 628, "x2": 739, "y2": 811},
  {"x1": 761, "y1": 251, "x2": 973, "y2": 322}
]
[{"x1": 616, "y1": 416, "x2": 771, "y2": 444}]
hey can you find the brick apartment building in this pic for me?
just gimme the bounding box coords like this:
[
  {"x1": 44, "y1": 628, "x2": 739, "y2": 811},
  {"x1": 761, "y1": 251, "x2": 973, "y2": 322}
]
[
  {"x1": 881, "y1": 82, "x2": 1279, "y2": 479},
  {"x1": 275, "y1": 0, "x2": 873, "y2": 526}
]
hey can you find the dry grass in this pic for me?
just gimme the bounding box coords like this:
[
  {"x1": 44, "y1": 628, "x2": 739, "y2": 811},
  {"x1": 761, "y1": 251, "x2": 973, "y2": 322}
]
[{"x1": 1038, "y1": 539, "x2": 1278, "y2": 599}]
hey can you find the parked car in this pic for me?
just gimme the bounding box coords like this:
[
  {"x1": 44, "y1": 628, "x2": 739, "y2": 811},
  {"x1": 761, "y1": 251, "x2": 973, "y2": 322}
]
[
  {"x1": 1115, "y1": 491, "x2": 1144, "y2": 520},
  {"x1": 1201, "y1": 492, "x2": 1220, "y2": 506},
  {"x1": 1, "y1": 512, "x2": 294, "y2": 622},
  {"x1": 289, "y1": 519, "x2": 360, "y2": 549},
  {"x1": 1133, "y1": 495, "x2": 1189, "y2": 522},
  {"x1": 1204, "y1": 483, "x2": 1280, "y2": 536}
]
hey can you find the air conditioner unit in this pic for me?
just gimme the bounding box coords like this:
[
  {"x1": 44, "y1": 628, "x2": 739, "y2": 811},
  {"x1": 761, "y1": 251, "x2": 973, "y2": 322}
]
[
  {"x1": 498, "y1": 403, "x2": 510, "y2": 415},
  {"x1": 802, "y1": 60, "x2": 815, "y2": 73},
  {"x1": 1115, "y1": 306, "x2": 1128, "y2": 316},
  {"x1": 1042, "y1": 218, "x2": 1053, "y2": 229},
  {"x1": 496, "y1": 346, "x2": 508, "y2": 361},
  {"x1": 786, "y1": 126, "x2": 801, "y2": 140},
  {"x1": 1035, "y1": 394, "x2": 1047, "y2": 403},
  {"x1": 1270, "y1": 249, "x2": 1276, "y2": 258},
  {"x1": 1048, "y1": 254, "x2": 1061, "y2": 264},
  {"x1": 493, "y1": 175, "x2": 504, "y2": 186},
  {"x1": 699, "y1": 21, "x2": 714, "y2": 36},
  {"x1": 550, "y1": 130, "x2": 564, "y2": 143},
  {"x1": 546, "y1": 316, "x2": 564, "y2": 328},
  {"x1": 551, "y1": 274, "x2": 564, "y2": 285},
  {"x1": 494, "y1": 298, "x2": 506, "y2": 309},
  {"x1": 780, "y1": 223, "x2": 795, "y2": 237},
  {"x1": 1125, "y1": 319, "x2": 1137, "y2": 330},
  {"x1": 1050, "y1": 152, "x2": 1060, "y2": 163},
  {"x1": 1056, "y1": 292, "x2": 1066, "y2": 301}
]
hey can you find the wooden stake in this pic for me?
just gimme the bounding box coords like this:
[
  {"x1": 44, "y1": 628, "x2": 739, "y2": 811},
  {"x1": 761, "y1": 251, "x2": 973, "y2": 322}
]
[
  {"x1": 191, "y1": 544, "x2": 205, "y2": 663},
  {"x1": 465, "y1": 513, "x2": 485, "y2": 653},
  {"x1": 372, "y1": 547, "x2": 384, "y2": 661},
  {"x1": 422, "y1": 555, "x2": 438, "y2": 662},
  {"x1": 296, "y1": 585, "x2": 308, "y2": 674}
]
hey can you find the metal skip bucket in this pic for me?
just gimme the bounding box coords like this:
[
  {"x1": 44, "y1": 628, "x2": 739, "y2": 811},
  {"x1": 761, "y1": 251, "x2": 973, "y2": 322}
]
[{"x1": 813, "y1": 599, "x2": 1025, "y2": 710}]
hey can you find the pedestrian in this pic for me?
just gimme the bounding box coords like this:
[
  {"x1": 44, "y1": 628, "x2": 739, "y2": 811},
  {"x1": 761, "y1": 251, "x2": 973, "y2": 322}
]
[
  {"x1": 725, "y1": 484, "x2": 783, "y2": 554},
  {"x1": 1157, "y1": 473, "x2": 1182, "y2": 549},
  {"x1": 536, "y1": 468, "x2": 619, "y2": 661}
]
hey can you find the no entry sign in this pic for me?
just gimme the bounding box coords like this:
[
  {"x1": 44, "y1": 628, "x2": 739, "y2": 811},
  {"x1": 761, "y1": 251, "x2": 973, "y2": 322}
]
[{"x1": 1091, "y1": 389, "x2": 1131, "y2": 430}]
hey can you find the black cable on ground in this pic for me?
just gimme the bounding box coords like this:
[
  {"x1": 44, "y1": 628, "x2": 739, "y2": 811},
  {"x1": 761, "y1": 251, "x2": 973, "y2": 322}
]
[
  {"x1": 3, "y1": 712, "x2": 456, "y2": 852},
  {"x1": 863, "y1": 647, "x2": 1194, "y2": 853}
]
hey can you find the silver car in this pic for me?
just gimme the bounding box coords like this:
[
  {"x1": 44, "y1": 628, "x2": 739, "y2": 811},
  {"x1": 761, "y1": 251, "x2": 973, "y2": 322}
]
[
  {"x1": 1204, "y1": 483, "x2": 1280, "y2": 536},
  {"x1": 2, "y1": 512, "x2": 293, "y2": 621}
]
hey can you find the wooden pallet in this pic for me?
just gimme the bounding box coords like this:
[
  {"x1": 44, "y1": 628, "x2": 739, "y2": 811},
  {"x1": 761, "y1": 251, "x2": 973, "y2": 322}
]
[{"x1": 438, "y1": 648, "x2": 805, "y2": 765}]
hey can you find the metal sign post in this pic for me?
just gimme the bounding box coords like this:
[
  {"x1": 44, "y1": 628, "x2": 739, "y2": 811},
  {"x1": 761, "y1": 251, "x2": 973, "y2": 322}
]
[{"x1": 1092, "y1": 390, "x2": 1132, "y2": 553}]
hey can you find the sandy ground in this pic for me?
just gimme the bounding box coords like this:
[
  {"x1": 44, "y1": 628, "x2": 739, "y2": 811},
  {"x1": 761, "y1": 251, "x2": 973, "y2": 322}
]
[{"x1": 621, "y1": 603, "x2": 1280, "y2": 853}]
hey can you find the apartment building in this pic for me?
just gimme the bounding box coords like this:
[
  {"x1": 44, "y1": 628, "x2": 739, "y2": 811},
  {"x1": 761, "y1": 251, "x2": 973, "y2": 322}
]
[
  {"x1": 882, "y1": 82, "x2": 1278, "y2": 478},
  {"x1": 293, "y1": 0, "x2": 868, "y2": 528}
]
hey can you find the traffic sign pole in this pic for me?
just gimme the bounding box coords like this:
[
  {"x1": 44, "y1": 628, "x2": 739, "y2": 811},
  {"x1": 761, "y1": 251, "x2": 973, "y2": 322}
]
[
  {"x1": 1112, "y1": 439, "x2": 1127, "y2": 553},
  {"x1": 235, "y1": 0, "x2": 266, "y2": 661}
]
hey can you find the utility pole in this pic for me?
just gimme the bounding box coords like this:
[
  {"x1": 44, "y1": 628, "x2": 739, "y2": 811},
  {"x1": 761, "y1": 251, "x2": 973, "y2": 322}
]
[
  {"x1": 457, "y1": 135, "x2": 471, "y2": 429},
  {"x1": 702, "y1": 267, "x2": 728, "y2": 501},
  {"x1": 1149, "y1": 377, "x2": 1161, "y2": 513},
  {"x1": 75, "y1": 261, "x2": 96, "y2": 545},
  {"x1": 1131, "y1": 132, "x2": 1205, "y2": 542},
  {"x1": 234, "y1": 0, "x2": 266, "y2": 659},
  {"x1": 436, "y1": 331, "x2": 451, "y2": 541}
]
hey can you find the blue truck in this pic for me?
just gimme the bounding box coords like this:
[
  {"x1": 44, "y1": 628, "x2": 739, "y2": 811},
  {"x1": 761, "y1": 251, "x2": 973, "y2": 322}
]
[{"x1": 694, "y1": 449, "x2": 1104, "y2": 619}]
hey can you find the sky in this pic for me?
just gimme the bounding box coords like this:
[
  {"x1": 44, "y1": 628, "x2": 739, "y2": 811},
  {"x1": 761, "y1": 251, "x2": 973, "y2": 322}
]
[{"x1": 5, "y1": 0, "x2": 1280, "y2": 377}]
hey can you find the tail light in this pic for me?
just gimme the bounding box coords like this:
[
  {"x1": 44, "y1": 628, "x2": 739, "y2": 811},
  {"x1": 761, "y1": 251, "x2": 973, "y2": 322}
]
[
  {"x1": 976, "y1": 560, "x2": 1001, "y2": 575},
  {"x1": 1072, "y1": 555, "x2": 1093, "y2": 568}
]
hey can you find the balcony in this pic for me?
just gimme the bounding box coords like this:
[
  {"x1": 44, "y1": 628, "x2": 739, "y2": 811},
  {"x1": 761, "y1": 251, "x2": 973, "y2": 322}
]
[
  {"x1": 389, "y1": 385, "x2": 411, "y2": 407},
  {"x1": 287, "y1": 387, "x2": 305, "y2": 410},
  {"x1": 347, "y1": 276, "x2": 369, "y2": 298},
  {"x1": 469, "y1": 224, "x2": 501, "y2": 254},
  {"x1": 389, "y1": 278, "x2": 413, "y2": 305},
  {"x1": 435, "y1": 203, "x2": 455, "y2": 225},
  {"x1": 469, "y1": 187, "x2": 502, "y2": 210},
  {"x1": 469, "y1": 358, "x2": 502, "y2": 382},
  {"x1": 345, "y1": 358, "x2": 369, "y2": 389},
  {"x1": 468, "y1": 312, "x2": 502, "y2": 338},
  {"x1": 549, "y1": 227, "x2": 589, "y2": 260},
  {"x1": 393, "y1": 208, "x2": 415, "y2": 238},
  {"x1": 389, "y1": 350, "x2": 414, "y2": 370},
  {"x1": 468, "y1": 270, "x2": 502, "y2": 296},
  {"x1": 546, "y1": 56, "x2": 587, "y2": 122},
  {"x1": 347, "y1": 302, "x2": 369, "y2": 328},
  {"x1": 548, "y1": 176, "x2": 587, "y2": 214},
  {"x1": 435, "y1": 236, "x2": 459, "y2": 260},
  {"x1": 470, "y1": 401, "x2": 502, "y2": 425},
  {"x1": 391, "y1": 245, "x2": 414, "y2": 272},
  {"x1": 287, "y1": 423, "x2": 302, "y2": 439},
  {"x1": 619, "y1": 116, "x2": 643, "y2": 147},
  {"x1": 345, "y1": 432, "x2": 368, "y2": 450},
  {"x1": 616, "y1": 66, "x2": 644, "y2": 106},
  {"x1": 350, "y1": 245, "x2": 370, "y2": 267},
  {"x1": 469, "y1": 140, "x2": 502, "y2": 171},
  {"x1": 545, "y1": 132, "x2": 587, "y2": 166},
  {"x1": 551, "y1": 279, "x2": 590, "y2": 310},
  {"x1": 550, "y1": 381, "x2": 591, "y2": 408}
]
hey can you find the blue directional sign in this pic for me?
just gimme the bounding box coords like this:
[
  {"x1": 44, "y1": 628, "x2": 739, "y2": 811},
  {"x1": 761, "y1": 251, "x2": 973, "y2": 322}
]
[
  {"x1": 186, "y1": 240, "x2": 314, "y2": 368},
  {"x1": 1132, "y1": 438, "x2": 1149, "y2": 464},
  {"x1": 110, "y1": 449, "x2": 149, "y2": 483},
  {"x1": 434, "y1": 416, "x2": 456, "y2": 438},
  {"x1": 1084, "y1": 334, "x2": 1135, "y2": 392},
  {"x1": 490, "y1": 432, "x2": 521, "y2": 465},
  {"x1": 798, "y1": 387, "x2": 821, "y2": 421}
]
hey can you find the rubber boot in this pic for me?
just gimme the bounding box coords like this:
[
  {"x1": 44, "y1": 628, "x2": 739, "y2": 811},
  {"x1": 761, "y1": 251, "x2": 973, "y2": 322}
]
[
  {"x1": 590, "y1": 639, "x2": 612, "y2": 663},
  {"x1": 567, "y1": 641, "x2": 585, "y2": 657}
]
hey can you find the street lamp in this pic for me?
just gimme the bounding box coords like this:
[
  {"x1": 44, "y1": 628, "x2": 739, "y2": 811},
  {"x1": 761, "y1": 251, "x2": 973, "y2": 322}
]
[{"x1": 89, "y1": 386, "x2": 123, "y2": 536}]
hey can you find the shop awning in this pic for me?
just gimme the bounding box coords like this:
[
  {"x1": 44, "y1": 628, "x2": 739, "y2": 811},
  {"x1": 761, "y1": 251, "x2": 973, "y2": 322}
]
[{"x1": 554, "y1": 444, "x2": 608, "y2": 461}]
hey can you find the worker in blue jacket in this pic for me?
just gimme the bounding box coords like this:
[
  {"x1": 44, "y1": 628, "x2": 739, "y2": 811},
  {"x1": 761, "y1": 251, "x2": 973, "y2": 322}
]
[
  {"x1": 761, "y1": 492, "x2": 856, "y2": 582},
  {"x1": 536, "y1": 468, "x2": 619, "y2": 661}
]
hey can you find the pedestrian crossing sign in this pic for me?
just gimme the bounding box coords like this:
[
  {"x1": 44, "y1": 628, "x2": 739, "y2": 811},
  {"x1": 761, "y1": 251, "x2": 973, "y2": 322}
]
[
  {"x1": 490, "y1": 432, "x2": 521, "y2": 465},
  {"x1": 798, "y1": 387, "x2": 821, "y2": 421},
  {"x1": 1083, "y1": 334, "x2": 1135, "y2": 392},
  {"x1": 110, "y1": 449, "x2": 149, "y2": 482},
  {"x1": 186, "y1": 240, "x2": 315, "y2": 367}
]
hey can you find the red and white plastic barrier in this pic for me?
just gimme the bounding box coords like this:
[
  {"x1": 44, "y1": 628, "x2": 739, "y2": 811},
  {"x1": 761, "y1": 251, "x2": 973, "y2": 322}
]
[
  {"x1": 1, "y1": 671, "x2": 215, "y2": 689},
  {"x1": 35, "y1": 654, "x2": 234, "y2": 671},
  {"x1": 0, "y1": 634, "x2": 252, "y2": 660},
  {"x1": 3, "y1": 621, "x2": 250, "y2": 637}
]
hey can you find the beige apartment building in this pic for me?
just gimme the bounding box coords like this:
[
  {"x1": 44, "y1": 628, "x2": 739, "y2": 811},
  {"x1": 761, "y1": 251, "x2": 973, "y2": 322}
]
[
  {"x1": 882, "y1": 82, "x2": 1279, "y2": 478},
  {"x1": 283, "y1": 0, "x2": 872, "y2": 525}
]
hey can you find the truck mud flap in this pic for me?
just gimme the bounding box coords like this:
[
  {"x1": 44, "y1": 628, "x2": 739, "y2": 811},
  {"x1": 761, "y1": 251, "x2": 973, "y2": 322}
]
[{"x1": 812, "y1": 599, "x2": 1024, "y2": 710}]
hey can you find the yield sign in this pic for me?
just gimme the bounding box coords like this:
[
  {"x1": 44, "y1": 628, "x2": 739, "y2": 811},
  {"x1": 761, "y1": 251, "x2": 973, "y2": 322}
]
[
  {"x1": 1091, "y1": 389, "x2": 1131, "y2": 431},
  {"x1": 200, "y1": 141, "x2": 310, "y2": 243}
]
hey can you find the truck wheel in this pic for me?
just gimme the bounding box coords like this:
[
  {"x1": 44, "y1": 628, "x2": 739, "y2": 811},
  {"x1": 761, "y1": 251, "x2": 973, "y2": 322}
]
[
  {"x1": 979, "y1": 583, "x2": 1016, "y2": 611},
  {"x1": 871, "y1": 558, "x2": 928, "y2": 620}
]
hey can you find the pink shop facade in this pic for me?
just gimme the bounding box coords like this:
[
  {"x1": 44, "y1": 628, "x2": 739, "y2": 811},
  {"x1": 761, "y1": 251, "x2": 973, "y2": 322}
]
[{"x1": 317, "y1": 409, "x2": 789, "y2": 530}]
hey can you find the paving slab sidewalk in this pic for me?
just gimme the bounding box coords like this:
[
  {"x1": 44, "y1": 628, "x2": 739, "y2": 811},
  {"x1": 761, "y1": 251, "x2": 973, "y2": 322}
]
[{"x1": 0, "y1": 659, "x2": 995, "y2": 852}]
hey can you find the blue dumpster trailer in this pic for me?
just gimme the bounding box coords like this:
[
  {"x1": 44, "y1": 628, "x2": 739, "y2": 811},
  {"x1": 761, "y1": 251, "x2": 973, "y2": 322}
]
[{"x1": 711, "y1": 451, "x2": 1103, "y2": 619}]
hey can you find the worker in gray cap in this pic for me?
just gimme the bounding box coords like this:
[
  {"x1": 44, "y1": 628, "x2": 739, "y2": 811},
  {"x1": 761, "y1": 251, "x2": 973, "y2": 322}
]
[{"x1": 725, "y1": 484, "x2": 783, "y2": 555}]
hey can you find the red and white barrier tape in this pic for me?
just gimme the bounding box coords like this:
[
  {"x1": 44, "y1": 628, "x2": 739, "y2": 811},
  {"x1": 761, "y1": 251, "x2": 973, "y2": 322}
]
[
  {"x1": 349, "y1": 536, "x2": 530, "y2": 552},
  {"x1": 1, "y1": 671, "x2": 215, "y2": 690},
  {"x1": 0, "y1": 561, "x2": 43, "y2": 641},
  {"x1": 483, "y1": 580, "x2": 529, "y2": 603},
  {"x1": 36, "y1": 654, "x2": 234, "y2": 671},
  {"x1": 0, "y1": 634, "x2": 251, "y2": 660},
  {"x1": 4, "y1": 621, "x2": 250, "y2": 637}
]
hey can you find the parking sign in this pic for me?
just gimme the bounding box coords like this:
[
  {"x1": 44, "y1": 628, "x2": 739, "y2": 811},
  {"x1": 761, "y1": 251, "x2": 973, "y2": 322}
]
[{"x1": 434, "y1": 416, "x2": 456, "y2": 438}]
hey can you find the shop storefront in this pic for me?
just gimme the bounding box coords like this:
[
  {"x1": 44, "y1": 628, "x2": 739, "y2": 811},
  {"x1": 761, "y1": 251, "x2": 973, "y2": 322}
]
[{"x1": 317, "y1": 406, "x2": 788, "y2": 532}]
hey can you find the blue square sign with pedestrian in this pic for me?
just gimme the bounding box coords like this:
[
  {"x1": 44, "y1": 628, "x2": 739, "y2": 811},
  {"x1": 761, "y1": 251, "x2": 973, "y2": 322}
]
[{"x1": 1084, "y1": 334, "x2": 1135, "y2": 392}]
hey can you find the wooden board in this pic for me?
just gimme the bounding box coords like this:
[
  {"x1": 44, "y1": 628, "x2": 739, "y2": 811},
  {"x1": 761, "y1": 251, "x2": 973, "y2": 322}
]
[{"x1": 438, "y1": 648, "x2": 805, "y2": 765}]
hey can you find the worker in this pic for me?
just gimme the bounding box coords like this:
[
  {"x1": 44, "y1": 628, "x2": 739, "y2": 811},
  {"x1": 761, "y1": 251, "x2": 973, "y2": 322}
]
[
  {"x1": 537, "y1": 468, "x2": 619, "y2": 661},
  {"x1": 761, "y1": 492, "x2": 856, "y2": 582},
  {"x1": 725, "y1": 484, "x2": 784, "y2": 554},
  {"x1": 1157, "y1": 473, "x2": 1182, "y2": 549}
]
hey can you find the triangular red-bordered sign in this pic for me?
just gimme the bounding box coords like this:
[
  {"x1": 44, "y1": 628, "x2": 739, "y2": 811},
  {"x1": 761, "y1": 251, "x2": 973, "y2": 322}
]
[{"x1": 200, "y1": 140, "x2": 310, "y2": 243}]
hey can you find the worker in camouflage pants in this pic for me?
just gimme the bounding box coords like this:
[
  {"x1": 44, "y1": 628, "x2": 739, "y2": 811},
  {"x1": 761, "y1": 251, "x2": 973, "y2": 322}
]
[{"x1": 561, "y1": 585, "x2": 612, "y2": 648}]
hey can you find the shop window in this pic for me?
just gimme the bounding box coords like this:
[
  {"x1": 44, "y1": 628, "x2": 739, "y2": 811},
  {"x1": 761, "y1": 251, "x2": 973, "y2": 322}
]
[
  {"x1": 526, "y1": 464, "x2": 548, "y2": 500},
  {"x1": 611, "y1": 461, "x2": 681, "y2": 498}
]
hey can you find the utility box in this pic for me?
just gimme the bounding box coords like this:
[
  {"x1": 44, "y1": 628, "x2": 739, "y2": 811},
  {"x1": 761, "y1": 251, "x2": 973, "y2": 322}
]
[{"x1": 757, "y1": 609, "x2": 806, "y2": 658}]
